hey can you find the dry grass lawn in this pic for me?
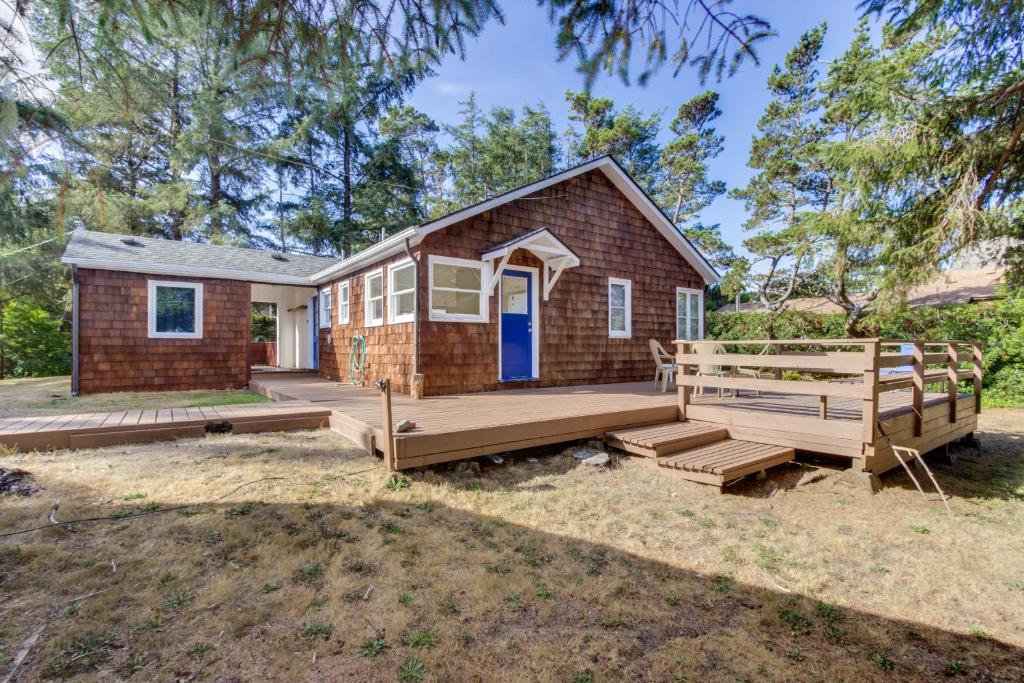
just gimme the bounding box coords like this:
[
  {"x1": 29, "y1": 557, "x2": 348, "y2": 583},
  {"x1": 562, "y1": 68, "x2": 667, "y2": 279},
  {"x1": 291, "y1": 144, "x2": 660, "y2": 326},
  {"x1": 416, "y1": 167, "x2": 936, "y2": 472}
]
[
  {"x1": 0, "y1": 377, "x2": 267, "y2": 418},
  {"x1": 1, "y1": 411, "x2": 1022, "y2": 681}
]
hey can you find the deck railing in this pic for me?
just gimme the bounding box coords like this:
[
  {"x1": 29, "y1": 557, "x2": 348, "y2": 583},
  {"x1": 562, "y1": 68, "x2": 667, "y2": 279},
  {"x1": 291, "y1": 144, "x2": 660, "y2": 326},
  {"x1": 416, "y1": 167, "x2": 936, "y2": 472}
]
[{"x1": 674, "y1": 338, "x2": 982, "y2": 446}]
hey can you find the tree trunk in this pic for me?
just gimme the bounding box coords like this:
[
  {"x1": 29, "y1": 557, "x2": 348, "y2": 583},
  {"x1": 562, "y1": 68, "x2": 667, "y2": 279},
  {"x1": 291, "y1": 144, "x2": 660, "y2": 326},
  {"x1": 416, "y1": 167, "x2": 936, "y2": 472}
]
[
  {"x1": 168, "y1": 51, "x2": 184, "y2": 240},
  {"x1": 341, "y1": 125, "x2": 353, "y2": 255}
]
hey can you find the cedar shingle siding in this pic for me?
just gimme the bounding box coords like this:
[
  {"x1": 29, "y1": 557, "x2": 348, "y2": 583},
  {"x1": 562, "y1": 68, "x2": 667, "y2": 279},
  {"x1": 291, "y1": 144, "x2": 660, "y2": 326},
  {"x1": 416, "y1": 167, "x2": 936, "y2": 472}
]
[
  {"x1": 76, "y1": 269, "x2": 250, "y2": 393},
  {"x1": 319, "y1": 169, "x2": 703, "y2": 396},
  {"x1": 318, "y1": 253, "x2": 417, "y2": 394}
]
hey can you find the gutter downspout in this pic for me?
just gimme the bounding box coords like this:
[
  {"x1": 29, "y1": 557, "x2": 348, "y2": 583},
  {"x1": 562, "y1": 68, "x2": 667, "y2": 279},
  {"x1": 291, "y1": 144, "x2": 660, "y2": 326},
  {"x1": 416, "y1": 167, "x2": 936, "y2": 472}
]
[
  {"x1": 403, "y1": 237, "x2": 423, "y2": 399},
  {"x1": 71, "y1": 265, "x2": 80, "y2": 396}
]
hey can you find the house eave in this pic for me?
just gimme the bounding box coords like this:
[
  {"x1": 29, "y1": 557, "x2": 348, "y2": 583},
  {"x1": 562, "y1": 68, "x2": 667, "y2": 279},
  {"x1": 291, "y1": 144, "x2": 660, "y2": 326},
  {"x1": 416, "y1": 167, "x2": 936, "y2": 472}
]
[
  {"x1": 61, "y1": 257, "x2": 318, "y2": 286},
  {"x1": 309, "y1": 228, "x2": 420, "y2": 284}
]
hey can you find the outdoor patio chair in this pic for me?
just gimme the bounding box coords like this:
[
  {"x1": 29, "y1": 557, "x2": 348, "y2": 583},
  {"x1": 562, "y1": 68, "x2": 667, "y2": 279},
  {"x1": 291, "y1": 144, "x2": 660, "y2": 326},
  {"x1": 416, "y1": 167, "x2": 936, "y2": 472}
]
[
  {"x1": 648, "y1": 339, "x2": 677, "y2": 392},
  {"x1": 690, "y1": 340, "x2": 734, "y2": 398},
  {"x1": 731, "y1": 344, "x2": 773, "y2": 396}
]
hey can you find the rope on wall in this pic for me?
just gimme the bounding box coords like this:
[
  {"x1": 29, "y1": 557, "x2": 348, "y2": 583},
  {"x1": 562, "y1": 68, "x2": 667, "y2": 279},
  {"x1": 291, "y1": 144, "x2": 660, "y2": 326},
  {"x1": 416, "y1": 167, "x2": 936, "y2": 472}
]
[{"x1": 349, "y1": 334, "x2": 366, "y2": 386}]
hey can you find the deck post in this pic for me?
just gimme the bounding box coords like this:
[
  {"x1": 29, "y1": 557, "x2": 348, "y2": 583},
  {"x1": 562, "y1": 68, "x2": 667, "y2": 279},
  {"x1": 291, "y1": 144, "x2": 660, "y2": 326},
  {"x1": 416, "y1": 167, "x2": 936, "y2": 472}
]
[
  {"x1": 861, "y1": 341, "x2": 880, "y2": 453},
  {"x1": 677, "y1": 341, "x2": 691, "y2": 421},
  {"x1": 973, "y1": 343, "x2": 983, "y2": 413},
  {"x1": 819, "y1": 395, "x2": 828, "y2": 420},
  {"x1": 377, "y1": 378, "x2": 396, "y2": 471},
  {"x1": 946, "y1": 342, "x2": 959, "y2": 423},
  {"x1": 912, "y1": 340, "x2": 925, "y2": 437},
  {"x1": 773, "y1": 342, "x2": 783, "y2": 380}
]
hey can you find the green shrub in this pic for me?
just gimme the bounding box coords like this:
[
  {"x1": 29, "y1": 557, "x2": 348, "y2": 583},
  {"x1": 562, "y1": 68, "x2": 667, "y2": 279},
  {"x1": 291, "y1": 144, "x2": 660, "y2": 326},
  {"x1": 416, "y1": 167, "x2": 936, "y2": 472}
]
[
  {"x1": 708, "y1": 293, "x2": 1024, "y2": 407},
  {"x1": 1, "y1": 301, "x2": 70, "y2": 377}
]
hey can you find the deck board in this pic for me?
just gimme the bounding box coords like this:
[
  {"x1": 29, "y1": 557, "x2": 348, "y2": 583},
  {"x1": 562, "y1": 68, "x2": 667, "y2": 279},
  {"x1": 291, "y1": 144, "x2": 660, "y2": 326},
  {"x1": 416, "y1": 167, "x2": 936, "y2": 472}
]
[{"x1": 0, "y1": 401, "x2": 332, "y2": 451}]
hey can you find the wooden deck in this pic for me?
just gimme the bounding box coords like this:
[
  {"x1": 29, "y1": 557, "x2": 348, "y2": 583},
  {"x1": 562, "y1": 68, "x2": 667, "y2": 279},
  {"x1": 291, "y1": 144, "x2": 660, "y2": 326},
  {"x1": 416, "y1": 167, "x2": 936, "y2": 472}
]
[
  {"x1": 0, "y1": 336, "x2": 980, "y2": 490},
  {"x1": 250, "y1": 376, "x2": 681, "y2": 469},
  {"x1": 250, "y1": 369, "x2": 975, "y2": 479},
  {"x1": 0, "y1": 401, "x2": 332, "y2": 451}
]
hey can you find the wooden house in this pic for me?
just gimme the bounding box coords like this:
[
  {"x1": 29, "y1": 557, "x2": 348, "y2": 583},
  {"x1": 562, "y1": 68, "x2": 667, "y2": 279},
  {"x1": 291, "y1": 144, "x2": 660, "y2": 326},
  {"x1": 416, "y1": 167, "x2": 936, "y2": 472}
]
[{"x1": 61, "y1": 156, "x2": 720, "y2": 396}]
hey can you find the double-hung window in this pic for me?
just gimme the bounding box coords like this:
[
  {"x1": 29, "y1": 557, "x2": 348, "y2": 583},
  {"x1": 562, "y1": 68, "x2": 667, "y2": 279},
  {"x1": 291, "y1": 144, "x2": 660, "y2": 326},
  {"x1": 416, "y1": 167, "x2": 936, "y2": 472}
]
[
  {"x1": 337, "y1": 280, "x2": 350, "y2": 324},
  {"x1": 388, "y1": 260, "x2": 416, "y2": 324},
  {"x1": 364, "y1": 268, "x2": 384, "y2": 327},
  {"x1": 428, "y1": 256, "x2": 489, "y2": 323},
  {"x1": 319, "y1": 288, "x2": 332, "y2": 328},
  {"x1": 608, "y1": 277, "x2": 631, "y2": 338},
  {"x1": 148, "y1": 280, "x2": 203, "y2": 339},
  {"x1": 676, "y1": 287, "x2": 704, "y2": 340}
]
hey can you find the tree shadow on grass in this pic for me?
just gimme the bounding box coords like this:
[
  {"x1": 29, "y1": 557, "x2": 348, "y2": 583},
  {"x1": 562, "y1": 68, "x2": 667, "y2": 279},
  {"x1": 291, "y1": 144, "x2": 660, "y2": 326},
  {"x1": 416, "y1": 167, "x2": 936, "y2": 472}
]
[{"x1": 2, "y1": 477, "x2": 1022, "y2": 682}]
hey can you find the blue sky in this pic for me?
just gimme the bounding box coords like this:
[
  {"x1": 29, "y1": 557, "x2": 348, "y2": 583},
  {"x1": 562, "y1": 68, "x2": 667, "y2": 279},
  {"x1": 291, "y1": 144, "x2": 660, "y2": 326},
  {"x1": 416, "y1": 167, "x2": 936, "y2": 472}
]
[{"x1": 409, "y1": 1, "x2": 868, "y2": 257}]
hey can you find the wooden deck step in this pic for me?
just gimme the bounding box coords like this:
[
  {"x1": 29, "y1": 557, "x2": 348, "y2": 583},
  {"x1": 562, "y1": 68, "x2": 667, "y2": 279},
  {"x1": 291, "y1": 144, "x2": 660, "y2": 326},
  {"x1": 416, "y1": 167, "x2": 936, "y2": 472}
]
[
  {"x1": 605, "y1": 420, "x2": 729, "y2": 457},
  {"x1": 658, "y1": 439, "x2": 795, "y2": 488}
]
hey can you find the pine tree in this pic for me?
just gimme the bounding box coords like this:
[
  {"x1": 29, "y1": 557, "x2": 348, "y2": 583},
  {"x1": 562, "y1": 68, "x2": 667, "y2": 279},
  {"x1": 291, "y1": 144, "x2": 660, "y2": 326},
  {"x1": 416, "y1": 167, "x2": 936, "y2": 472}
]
[
  {"x1": 564, "y1": 90, "x2": 662, "y2": 190},
  {"x1": 727, "y1": 24, "x2": 831, "y2": 332},
  {"x1": 659, "y1": 91, "x2": 733, "y2": 268}
]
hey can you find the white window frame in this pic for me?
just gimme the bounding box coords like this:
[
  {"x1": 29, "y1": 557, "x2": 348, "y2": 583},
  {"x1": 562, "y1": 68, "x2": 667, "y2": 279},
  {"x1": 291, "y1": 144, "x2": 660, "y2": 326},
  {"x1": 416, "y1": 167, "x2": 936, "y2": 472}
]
[
  {"x1": 675, "y1": 287, "x2": 705, "y2": 340},
  {"x1": 607, "y1": 277, "x2": 632, "y2": 339},
  {"x1": 318, "y1": 287, "x2": 332, "y2": 328},
  {"x1": 364, "y1": 268, "x2": 385, "y2": 328},
  {"x1": 387, "y1": 258, "x2": 416, "y2": 324},
  {"x1": 428, "y1": 255, "x2": 490, "y2": 323},
  {"x1": 147, "y1": 280, "x2": 203, "y2": 339},
  {"x1": 337, "y1": 280, "x2": 350, "y2": 325}
]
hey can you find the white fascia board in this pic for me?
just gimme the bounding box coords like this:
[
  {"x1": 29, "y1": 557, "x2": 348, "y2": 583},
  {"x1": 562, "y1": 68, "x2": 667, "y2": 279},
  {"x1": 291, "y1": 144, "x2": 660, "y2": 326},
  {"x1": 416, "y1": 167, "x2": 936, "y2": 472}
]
[
  {"x1": 416, "y1": 158, "x2": 608, "y2": 241},
  {"x1": 309, "y1": 227, "x2": 419, "y2": 284},
  {"x1": 414, "y1": 156, "x2": 721, "y2": 286},
  {"x1": 596, "y1": 161, "x2": 722, "y2": 285},
  {"x1": 61, "y1": 257, "x2": 316, "y2": 286}
]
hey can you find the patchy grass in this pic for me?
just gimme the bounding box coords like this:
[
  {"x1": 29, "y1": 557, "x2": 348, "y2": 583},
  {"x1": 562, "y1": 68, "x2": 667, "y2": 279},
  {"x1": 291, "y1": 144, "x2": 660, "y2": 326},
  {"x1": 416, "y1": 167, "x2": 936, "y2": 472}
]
[
  {"x1": 0, "y1": 413, "x2": 1022, "y2": 680},
  {"x1": 0, "y1": 375, "x2": 267, "y2": 418}
]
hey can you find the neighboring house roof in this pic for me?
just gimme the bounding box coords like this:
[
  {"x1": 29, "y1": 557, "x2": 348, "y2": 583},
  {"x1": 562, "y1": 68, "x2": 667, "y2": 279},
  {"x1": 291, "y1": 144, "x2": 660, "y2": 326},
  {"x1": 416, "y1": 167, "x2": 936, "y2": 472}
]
[
  {"x1": 309, "y1": 155, "x2": 722, "y2": 285},
  {"x1": 62, "y1": 155, "x2": 722, "y2": 287},
  {"x1": 716, "y1": 268, "x2": 1007, "y2": 314},
  {"x1": 62, "y1": 229, "x2": 338, "y2": 286}
]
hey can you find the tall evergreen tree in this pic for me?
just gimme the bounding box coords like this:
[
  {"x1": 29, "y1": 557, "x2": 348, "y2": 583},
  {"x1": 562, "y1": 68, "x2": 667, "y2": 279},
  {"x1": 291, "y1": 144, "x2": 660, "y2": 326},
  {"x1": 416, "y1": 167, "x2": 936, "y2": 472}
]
[
  {"x1": 564, "y1": 90, "x2": 662, "y2": 190},
  {"x1": 659, "y1": 91, "x2": 733, "y2": 268},
  {"x1": 726, "y1": 24, "x2": 831, "y2": 331}
]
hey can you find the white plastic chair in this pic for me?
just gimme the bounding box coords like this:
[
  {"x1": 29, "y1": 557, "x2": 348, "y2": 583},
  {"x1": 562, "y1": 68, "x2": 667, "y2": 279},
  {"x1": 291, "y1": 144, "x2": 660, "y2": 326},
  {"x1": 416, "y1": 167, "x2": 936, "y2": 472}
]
[{"x1": 649, "y1": 339, "x2": 676, "y2": 392}]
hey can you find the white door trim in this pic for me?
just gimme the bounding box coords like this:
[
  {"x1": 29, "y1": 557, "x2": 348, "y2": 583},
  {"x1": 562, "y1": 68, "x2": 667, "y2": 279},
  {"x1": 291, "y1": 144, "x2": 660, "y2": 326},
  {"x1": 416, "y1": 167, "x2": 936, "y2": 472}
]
[{"x1": 497, "y1": 264, "x2": 540, "y2": 381}]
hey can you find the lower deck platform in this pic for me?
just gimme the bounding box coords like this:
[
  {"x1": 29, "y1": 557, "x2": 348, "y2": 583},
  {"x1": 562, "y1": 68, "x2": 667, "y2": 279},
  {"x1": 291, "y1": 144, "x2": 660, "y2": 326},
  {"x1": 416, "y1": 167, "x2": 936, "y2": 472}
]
[{"x1": 250, "y1": 375, "x2": 976, "y2": 476}]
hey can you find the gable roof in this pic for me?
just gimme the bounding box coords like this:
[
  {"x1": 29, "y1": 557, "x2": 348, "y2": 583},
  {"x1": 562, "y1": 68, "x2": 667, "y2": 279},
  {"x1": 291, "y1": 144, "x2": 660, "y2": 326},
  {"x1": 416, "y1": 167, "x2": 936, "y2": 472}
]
[
  {"x1": 62, "y1": 156, "x2": 722, "y2": 287},
  {"x1": 310, "y1": 156, "x2": 722, "y2": 285},
  {"x1": 62, "y1": 229, "x2": 336, "y2": 286}
]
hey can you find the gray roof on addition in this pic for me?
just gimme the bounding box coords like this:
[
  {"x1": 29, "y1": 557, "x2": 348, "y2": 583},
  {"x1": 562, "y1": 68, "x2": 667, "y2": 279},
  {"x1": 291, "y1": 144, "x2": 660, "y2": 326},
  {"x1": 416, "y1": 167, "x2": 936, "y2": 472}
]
[{"x1": 62, "y1": 229, "x2": 339, "y2": 285}]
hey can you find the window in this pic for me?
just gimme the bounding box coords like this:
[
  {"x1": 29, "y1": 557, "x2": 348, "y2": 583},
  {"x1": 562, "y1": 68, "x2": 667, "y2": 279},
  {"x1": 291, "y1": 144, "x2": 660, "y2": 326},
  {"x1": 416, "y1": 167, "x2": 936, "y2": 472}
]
[
  {"x1": 428, "y1": 255, "x2": 489, "y2": 323},
  {"x1": 337, "y1": 280, "x2": 350, "y2": 325},
  {"x1": 388, "y1": 260, "x2": 416, "y2": 324},
  {"x1": 364, "y1": 268, "x2": 384, "y2": 327},
  {"x1": 676, "y1": 287, "x2": 704, "y2": 340},
  {"x1": 319, "y1": 288, "x2": 332, "y2": 328},
  {"x1": 608, "y1": 277, "x2": 631, "y2": 338},
  {"x1": 148, "y1": 280, "x2": 203, "y2": 339}
]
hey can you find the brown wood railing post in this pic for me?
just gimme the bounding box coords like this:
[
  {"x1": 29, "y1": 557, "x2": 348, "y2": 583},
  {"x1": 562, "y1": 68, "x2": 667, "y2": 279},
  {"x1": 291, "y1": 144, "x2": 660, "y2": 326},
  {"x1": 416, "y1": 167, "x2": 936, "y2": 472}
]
[
  {"x1": 973, "y1": 343, "x2": 983, "y2": 413},
  {"x1": 677, "y1": 341, "x2": 691, "y2": 421},
  {"x1": 862, "y1": 341, "x2": 880, "y2": 449},
  {"x1": 773, "y1": 342, "x2": 783, "y2": 380},
  {"x1": 946, "y1": 342, "x2": 958, "y2": 423},
  {"x1": 912, "y1": 340, "x2": 925, "y2": 437},
  {"x1": 819, "y1": 395, "x2": 828, "y2": 420},
  {"x1": 377, "y1": 378, "x2": 396, "y2": 471}
]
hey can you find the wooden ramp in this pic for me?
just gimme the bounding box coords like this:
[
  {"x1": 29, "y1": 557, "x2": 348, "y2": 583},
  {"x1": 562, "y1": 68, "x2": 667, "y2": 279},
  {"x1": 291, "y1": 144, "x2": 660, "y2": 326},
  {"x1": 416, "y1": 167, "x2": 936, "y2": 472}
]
[{"x1": 606, "y1": 421, "x2": 795, "y2": 489}]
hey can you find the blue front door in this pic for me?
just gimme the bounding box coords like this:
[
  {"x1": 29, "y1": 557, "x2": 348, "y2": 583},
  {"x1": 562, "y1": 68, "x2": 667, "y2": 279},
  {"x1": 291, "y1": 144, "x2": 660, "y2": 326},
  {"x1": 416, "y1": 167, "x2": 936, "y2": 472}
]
[{"x1": 500, "y1": 270, "x2": 534, "y2": 380}]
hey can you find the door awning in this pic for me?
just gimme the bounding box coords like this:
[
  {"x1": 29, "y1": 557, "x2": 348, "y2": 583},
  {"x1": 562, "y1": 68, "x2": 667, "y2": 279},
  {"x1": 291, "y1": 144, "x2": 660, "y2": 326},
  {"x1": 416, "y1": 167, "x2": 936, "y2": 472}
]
[{"x1": 480, "y1": 228, "x2": 581, "y2": 301}]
